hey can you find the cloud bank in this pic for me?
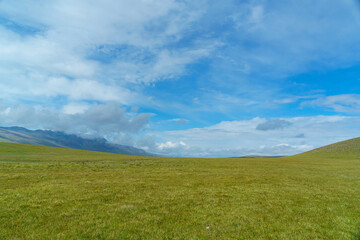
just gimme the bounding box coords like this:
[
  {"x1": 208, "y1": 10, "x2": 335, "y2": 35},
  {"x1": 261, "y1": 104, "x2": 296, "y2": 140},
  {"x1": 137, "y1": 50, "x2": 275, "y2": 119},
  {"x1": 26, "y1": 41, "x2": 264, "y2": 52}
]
[
  {"x1": 145, "y1": 116, "x2": 360, "y2": 157},
  {"x1": 0, "y1": 102, "x2": 150, "y2": 143}
]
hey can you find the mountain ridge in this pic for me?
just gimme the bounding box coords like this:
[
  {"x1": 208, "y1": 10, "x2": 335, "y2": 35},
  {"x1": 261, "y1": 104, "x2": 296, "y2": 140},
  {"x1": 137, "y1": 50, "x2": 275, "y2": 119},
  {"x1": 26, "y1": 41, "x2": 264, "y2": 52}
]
[{"x1": 0, "y1": 126, "x2": 154, "y2": 156}]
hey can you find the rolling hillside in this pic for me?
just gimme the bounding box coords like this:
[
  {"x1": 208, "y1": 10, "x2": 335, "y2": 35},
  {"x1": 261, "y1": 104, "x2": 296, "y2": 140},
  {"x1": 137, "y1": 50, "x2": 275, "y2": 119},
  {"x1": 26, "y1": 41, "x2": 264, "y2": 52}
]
[
  {"x1": 293, "y1": 137, "x2": 360, "y2": 158},
  {"x1": 0, "y1": 126, "x2": 153, "y2": 156},
  {"x1": 0, "y1": 141, "x2": 360, "y2": 239}
]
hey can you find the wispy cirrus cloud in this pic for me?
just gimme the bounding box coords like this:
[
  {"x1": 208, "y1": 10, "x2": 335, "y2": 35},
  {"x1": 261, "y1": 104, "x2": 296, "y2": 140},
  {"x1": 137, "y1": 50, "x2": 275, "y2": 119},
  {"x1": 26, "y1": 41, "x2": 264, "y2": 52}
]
[
  {"x1": 0, "y1": 0, "x2": 215, "y2": 105},
  {"x1": 228, "y1": 0, "x2": 360, "y2": 77},
  {"x1": 302, "y1": 94, "x2": 360, "y2": 114},
  {"x1": 168, "y1": 118, "x2": 189, "y2": 125}
]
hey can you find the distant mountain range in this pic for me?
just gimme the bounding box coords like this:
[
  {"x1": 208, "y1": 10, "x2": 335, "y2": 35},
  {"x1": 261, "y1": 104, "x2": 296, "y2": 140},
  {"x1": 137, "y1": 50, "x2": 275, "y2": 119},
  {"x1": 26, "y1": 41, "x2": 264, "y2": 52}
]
[
  {"x1": 0, "y1": 126, "x2": 154, "y2": 156},
  {"x1": 235, "y1": 155, "x2": 285, "y2": 158}
]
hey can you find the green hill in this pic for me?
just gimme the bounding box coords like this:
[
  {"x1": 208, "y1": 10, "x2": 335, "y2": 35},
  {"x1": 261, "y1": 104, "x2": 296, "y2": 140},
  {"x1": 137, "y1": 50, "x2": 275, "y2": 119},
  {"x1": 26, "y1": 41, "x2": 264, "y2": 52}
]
[
  {"x1": 294, "y1": 137, "x2": 360, "y2": 159},
  {"x1": 1, "y1": 142, "x2": 360, "y2": 239}
]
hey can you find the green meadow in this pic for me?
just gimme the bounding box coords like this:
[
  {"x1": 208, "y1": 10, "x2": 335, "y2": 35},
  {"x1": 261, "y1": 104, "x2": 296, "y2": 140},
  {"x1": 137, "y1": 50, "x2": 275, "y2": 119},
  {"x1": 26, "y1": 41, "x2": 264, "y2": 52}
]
[{"x1": 1, "y1": 141, "x2": 360, "y2": 239}]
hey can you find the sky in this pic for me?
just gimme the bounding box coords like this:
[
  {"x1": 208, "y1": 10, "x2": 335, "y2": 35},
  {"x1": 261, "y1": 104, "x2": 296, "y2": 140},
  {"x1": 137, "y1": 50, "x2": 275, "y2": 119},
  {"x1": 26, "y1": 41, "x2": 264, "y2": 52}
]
[{"x1": 1, "y1": 0, "x2": 360, "y2": 157}]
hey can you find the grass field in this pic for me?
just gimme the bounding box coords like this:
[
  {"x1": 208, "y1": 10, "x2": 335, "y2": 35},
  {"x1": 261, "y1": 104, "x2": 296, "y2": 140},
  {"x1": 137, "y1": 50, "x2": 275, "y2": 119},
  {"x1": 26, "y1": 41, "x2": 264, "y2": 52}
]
[{"x1": 1, "y1": 141, "x2": 360, "y2": 239}]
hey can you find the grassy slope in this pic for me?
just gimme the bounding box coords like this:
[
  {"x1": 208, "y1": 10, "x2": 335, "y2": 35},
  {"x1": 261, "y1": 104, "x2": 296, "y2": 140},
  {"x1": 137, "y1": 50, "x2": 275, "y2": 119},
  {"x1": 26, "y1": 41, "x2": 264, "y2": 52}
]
[
  {"x1": 0, "y1": 142, "x2": 360, "y2": 239},
  {"x1": 294, "y1": 137, "x2": 360, "y2": 159}
]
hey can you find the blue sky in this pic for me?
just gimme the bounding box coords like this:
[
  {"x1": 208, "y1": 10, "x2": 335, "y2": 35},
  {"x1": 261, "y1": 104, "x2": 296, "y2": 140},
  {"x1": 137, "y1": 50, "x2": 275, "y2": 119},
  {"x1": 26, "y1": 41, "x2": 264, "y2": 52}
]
[{"x1": 1, "y1": 0, "x2": 360, "y2": 157}]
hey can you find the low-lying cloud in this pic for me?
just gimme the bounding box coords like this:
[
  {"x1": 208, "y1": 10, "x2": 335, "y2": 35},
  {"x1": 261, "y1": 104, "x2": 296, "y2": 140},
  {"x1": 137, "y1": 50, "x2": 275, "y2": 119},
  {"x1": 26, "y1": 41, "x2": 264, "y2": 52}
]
[
  {"x1": 0, "y1": 102, "x2": 150, "y2": 141},
  {"x1": 145, "y1": 116, "x2": 360, "y2": 157}
]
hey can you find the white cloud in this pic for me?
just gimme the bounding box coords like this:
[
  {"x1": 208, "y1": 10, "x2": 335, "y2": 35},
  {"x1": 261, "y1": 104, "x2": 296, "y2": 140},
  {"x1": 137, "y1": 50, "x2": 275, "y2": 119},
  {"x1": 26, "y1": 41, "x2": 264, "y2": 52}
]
[
  {"x1": 62, "y1": 102, "x2": 89, "y2": 115},
  {"x1": 0, "y1": 0, "x2": 215, "y2": 105},
  {"x1": 154, "y1": 141, "x2": 190, "y2": 156},
  {"x1": 43, "y1": 77, "x2": 137, "y2": 102},
  {"x1": 0, "y1": 74, "x2": 141, "y2": 105},
  {"x1": 169, "y1": 118, "x2": 189, "y2": 124},
  {"x1": 0, "y1": 102, "x2": 150, "y2": 140},
  {"x1": 157, "y1": 141, "x2": 187, "y2": 150},
  {"x1": 302, "y1": 94, "x2": 360, "y2": 113},
  {"x1": 274, "y1": 95, "x2": 321, "y2": 105},
  {"x1": 144, "y1": 115, "x2": 360, "y2": 157},
  {"x1": 106, "y1": 44, "x2": 218, "y2": 85},
  {"x1": 0, "y1": 0, "x2": 359, "y2": 114}
]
